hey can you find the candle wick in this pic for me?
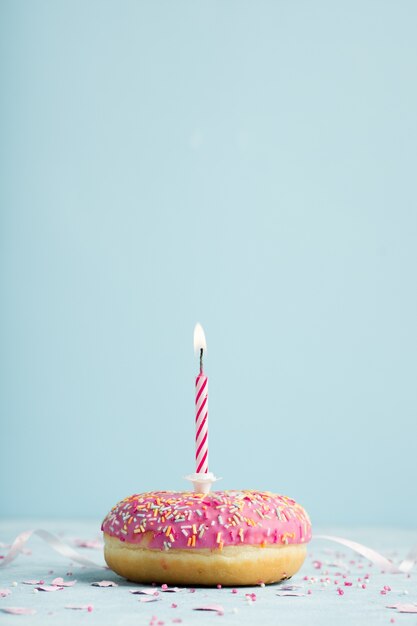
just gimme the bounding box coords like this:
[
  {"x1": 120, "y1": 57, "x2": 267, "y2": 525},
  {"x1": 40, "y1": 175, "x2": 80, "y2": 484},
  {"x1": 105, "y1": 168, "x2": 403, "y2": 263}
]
[{"x1": 199, "y1": 348, "x2": 204, "y2": 374}]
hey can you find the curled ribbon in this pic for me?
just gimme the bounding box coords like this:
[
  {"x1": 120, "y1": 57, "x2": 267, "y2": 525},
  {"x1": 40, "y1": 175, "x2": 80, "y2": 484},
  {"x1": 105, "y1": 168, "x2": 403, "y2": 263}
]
[
  {"x1": 0, "y1": 529, "x2": 104, "y2": 569},
  {"x1": 314, "y1": 534, "x2": 416, "y2": 574},
  {"x1": 0, "y1": 530, "x2": 415, "y2": 574}
]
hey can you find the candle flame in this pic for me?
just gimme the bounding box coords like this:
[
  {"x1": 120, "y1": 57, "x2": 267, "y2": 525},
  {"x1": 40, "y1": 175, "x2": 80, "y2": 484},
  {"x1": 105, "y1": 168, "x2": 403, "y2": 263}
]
[{"x1": 193, "y1": 323, "x2": 207, "y2": 354}]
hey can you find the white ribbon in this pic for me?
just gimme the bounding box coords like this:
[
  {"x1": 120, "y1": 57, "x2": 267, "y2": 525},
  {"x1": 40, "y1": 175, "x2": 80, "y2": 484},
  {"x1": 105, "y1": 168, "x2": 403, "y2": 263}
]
[
  {"x1": 0, "y1": 529, "x2": 104, "y2": 569},
  {"x1": 314, "y1": 534, "x2": 416, "y2": 574}
]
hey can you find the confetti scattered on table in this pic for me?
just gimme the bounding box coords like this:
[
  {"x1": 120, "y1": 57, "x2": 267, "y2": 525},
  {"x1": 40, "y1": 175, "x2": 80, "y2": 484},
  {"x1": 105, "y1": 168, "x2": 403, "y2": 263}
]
[
  {"x1": 91, "y1": 580, "x2": 118, "y2": 587},
  {"x1": 52, "y1": 577, "x2": 77, "y2": 587},
  {"x1": 276, "y1": 591, "x2": 307, "y2": 596},
  {"x1": 22, "y1": 580, "x2": 44, "y2": 586},
  {"x1": 1, "y1": 607, "x2": 37, "y2": 615},
  {"x1": 193, "y1": 604, "x2": 225, "y2": 614},
  {"x1": 160, "y1": 586, "x2": 183, "y2": 593},
  {"x1": 36, "y1": 585, "x2": 64, "y2": 592}
]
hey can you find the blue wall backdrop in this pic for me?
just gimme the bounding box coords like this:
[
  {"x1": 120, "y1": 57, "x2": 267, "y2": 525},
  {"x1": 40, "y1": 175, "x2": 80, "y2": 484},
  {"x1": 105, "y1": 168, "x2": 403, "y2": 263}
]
[{"x1": 1, "y1": 1, "x2": 416, "y2": 525}]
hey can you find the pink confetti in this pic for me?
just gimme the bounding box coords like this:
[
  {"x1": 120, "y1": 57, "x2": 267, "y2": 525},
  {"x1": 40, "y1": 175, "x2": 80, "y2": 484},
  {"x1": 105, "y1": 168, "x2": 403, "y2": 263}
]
[
  {"x1": 36, "y1": 585, "x2": 64, "y2": 592},
  {"x1": 160, "y1": 586, "x2": 182, "y2": 593},
  {"x1": 130, "y1": 588, "x2": 159, "y2": 596},
  {"x1": 22, "y1": 580, "x2": 44, "y2": 585},
  {"x1": 132, "y1": 588, "x2": 159, "y2": 596},
  {"x1": 277, "y1": 592, "x2": 307, "y2": 597},
  {"x1": 52, "y1": 577, "x2": 77, "y2": 587},
  {"x1": 65, "y1": 604, "x2": 94, "y2": 611},
  {"x1": 194, "y1": 605, "x2": 224, "y2": 614},
  {"x1": 337, "y1": 588, "x2": 344, "y2": 596},
  {"x1": 0, "y1": 589, "x2": 11, "y2": 598},
  {"x1": 1, "y1": 607, "x2": 37, "y2": 615},
  {"x1": 139, "y1": 597, "x2": 160, "y2": 603},
  {"x1": 91, "y1": 580, "x2": 118, "y2": 587}
]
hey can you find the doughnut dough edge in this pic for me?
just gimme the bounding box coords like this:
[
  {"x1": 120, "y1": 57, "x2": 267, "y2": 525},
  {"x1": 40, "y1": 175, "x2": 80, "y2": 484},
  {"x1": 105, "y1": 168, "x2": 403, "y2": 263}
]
[{"x1": 103, "y1": 532, "x2": 307, "y2": 586}]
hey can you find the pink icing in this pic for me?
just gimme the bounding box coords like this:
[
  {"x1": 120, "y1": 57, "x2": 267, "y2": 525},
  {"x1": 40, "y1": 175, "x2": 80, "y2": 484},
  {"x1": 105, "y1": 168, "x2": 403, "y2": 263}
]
[{"x1": 101, "y1": 490, "x2": 312, "y2": 551}]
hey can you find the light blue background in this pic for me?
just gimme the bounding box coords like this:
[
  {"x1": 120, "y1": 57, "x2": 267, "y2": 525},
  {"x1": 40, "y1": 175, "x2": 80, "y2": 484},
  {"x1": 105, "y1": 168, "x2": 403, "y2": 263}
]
[{"x1": 1, "y1": 0, "x2": 416, "y2": 526}]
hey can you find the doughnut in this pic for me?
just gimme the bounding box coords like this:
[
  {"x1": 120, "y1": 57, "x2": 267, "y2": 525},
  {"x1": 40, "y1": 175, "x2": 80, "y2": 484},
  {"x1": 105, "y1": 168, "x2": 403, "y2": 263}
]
[{"x1": 102, "y1": 490, "x2": 311, "y2": 586}]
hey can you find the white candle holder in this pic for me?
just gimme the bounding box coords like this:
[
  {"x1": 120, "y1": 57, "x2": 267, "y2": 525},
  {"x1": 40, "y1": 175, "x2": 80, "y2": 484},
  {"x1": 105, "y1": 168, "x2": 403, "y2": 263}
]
[{"x1": 184, "y1": 472, "x2": 221, "y2": 494}]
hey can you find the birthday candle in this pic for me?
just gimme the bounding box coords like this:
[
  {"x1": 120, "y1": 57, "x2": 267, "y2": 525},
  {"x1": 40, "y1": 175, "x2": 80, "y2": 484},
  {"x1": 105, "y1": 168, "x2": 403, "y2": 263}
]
[{"x1": 194, "y1": 323, "x2": 208, "y2": 474}]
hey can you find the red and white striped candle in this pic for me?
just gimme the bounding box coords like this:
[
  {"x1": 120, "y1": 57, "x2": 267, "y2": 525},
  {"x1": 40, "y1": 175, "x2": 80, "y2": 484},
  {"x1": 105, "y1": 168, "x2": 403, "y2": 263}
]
[{"x1": 194, "y1": 323, "x2": 208, "y2": 474}]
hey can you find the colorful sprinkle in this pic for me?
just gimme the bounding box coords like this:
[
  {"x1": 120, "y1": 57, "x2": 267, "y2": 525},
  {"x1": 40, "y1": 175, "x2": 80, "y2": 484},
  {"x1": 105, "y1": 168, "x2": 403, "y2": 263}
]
[{"x1": 102, "y1": 491, "x2": 311, "y2": 552}]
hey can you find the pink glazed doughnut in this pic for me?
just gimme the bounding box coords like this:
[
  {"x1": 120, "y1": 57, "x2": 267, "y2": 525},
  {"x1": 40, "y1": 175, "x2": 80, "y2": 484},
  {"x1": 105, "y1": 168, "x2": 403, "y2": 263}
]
[{"x1": 102, "y1": 490, "x2": 312, "y2": 586}]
